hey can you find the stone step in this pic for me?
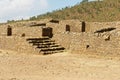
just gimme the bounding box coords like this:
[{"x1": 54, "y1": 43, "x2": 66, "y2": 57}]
[
  {"x1": 28, "y1": 40, "x2": 55, "y2": 43},
  {"x1": 26, "y1": 37, "x2": 65, "y2": 55},
  {"x1": 40, "y1": 47, "x2": 65, "y2": 51},
  {"x1": 32, "y1": 42, "x2": 56, "y2": 46},
  {"x1": 39, "y1": 46, "x2": 64, "y2": 49},
  {"x1": 41, "y1": 50, "x2": 64, "y2": 55},
  {"x1": 50, "y1": 45, "x2": 60, "y2": 47},
  {"x1": 26, "y1": 37, "x2": 49, "y2": 41},
  {"x1": 29, "y1": 40, "x2": 55, "y2": 44},
  {"x1": 36, "y1": 44, "x2": 60, "y2": 48}
]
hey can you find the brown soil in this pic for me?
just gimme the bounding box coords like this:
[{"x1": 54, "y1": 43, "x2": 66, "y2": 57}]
[{"x1": 0, "y1": 49, "x2": 120, "y2": 80}]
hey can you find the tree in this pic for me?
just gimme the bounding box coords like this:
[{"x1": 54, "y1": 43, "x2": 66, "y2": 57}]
[
  {"x1": 96, "y1": 0, "x2": 103, "y2": 1},
  {"x1": 81, "y1": 0, "x2": 88, "y2": 3},
  {"x1": 29, "y1": 16, "x2": 36, "y2": 20}
]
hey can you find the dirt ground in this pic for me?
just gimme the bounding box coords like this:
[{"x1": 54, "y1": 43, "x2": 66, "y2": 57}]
[{"x1": 0, "y1": 49, "x2": 120, "y2": 80}]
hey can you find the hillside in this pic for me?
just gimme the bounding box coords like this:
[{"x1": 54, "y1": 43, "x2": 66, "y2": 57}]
[{"x1": 30, "y1": 0, "x2": 120, "y2": 22}]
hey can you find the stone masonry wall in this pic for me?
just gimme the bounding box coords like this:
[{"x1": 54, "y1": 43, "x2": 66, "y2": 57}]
[
  {"x1": 86, "y1": 21, "x2": 120, "y2": 32},
  {"x1": 46, "y1": 22, "x2": 60, "y2": 34},
  {"x1": 53, "y1": 32, "x2": 72, "y2": 49},
  {"x1": 13, "y1": 26, "x2": 43, "y2": 38},
  {"x1": 53, "y1": 32, "x2": 120, "y2": 55},
  {"x1": 47, "y1": 20, "x2": 120, "y2": 34},
  {"x1": 0, "y1": 36, "x2": 40, "y2": 54},
  {"x1": 1, "y1": 20, "x2": 120, "y2": 55},
  {"x1": 46, "y1": 20, "x2": 83, "y2": 35},
  {"x1": 0, "y1": 24, "x2": 43, "y2": 38},
  {"x1": 59, "y1": 20, "x2": 82, "y2": 33}
]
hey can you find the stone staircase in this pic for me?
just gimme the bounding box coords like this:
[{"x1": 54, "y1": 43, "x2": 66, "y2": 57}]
[{"x1": 26, "y1": 37, "x2": 65, "y2": 55}]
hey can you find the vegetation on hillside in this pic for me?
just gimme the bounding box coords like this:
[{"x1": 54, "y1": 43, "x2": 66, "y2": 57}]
[{"x1": 30, "y1": 0, "x2": 120, "y2": 22}]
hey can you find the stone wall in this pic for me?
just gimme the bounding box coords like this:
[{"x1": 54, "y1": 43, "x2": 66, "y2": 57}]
[
  {"x1": 46, "y1": 22, "x2": 60, "y2": 34},
  {"x1": 47, "y1": 20, "x2": 120, "y2": 34},
  {"x1": 86, "y1": 21, "x2": 120, "y2": 32},
  {"x1": 1, "y1": 20, "x2": 120, "y2": 55},
  {"x1": 13, "y1": 26, "x2": 43, "y2": 38},
  {"x1": 0, "y1": 36, "x2": 40, "y2": 54},
  {"x1": 0, "y1": 26, "x2": 8, "y2": 36},
  {"x1": 53, "y1": 32, "x2": 120, "y2": 55},
  {"x1": 53, "y1": 32, "x2": 97, "y2": 50},
  {"x1": 52, "y1": 32, "x2": 72, "y2": 49},
  {"x1": 0, "y1": 24, "x2": 43, "y2": 38},
  {"x1": 59, "y1": 20, "x2": 82, "y2": 33},
  {"x1": 46, "y1": 20, "x2": 83, "y2": 34}
]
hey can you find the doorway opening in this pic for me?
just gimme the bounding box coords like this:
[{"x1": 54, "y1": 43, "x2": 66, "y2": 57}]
[
  {"x1": 66, "y1": 25, "x2": 70, "y2": 32},
  {"x1": 82, "y1": 21, "x2": 86, "y2": 32},
  {"x1": 7, "y1": 26, "x2": 12, "y2": 36},
  {"x1": 42, "y1": 27, "x2": 53, "y2": 38}
]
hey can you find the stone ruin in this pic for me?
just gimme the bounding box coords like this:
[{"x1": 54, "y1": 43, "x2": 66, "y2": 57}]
[{"x1": 0, "y1": 19, "x2": 120, "y2": 55}]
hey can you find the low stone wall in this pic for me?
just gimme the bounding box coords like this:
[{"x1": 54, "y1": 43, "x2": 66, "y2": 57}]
[
  {"x1": 53, "y1": 32, "x2": 120, "y2": 55},
  {"x1": 86, "y1": 21, "x2": 120, "y2": 32},
  {"x1": 47, "y1": 20, "x2": 120, "y2": 34},
  {"x1": 53, "y1": 32, "x2": 72, "y2": 49},
  {"x1": 46, "y1": 20, "x2": 83, "y2": 34},
  {"x1": 13, "y1": 26, "x2": 43, "y2": 38},
  {"x1": 0, "y1": 25, "x2": 43, "y2": 38},
  {"x1": 53, "y1": 32, "x2": 99, "y2": 51},
  {"x1": 0, "y1": 36, "x2": 40, "y2": 54},
  {"x1": 46, "y1": 22, "x2": 60, "y2": 34},
  {"x1": 60, "y1": 20, "x2": 82, "y2": 33},
  {"x1": 0, "y1": 26, "x2": 7, "y2": 36}
]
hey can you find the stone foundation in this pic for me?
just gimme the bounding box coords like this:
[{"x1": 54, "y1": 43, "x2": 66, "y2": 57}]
[{"x1": 0, "y1": 19, "x2": 120, "y2": 55}]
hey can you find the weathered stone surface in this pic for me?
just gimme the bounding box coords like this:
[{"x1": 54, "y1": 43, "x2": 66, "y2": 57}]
[{"x1": 0, "y1": 19, "x2": 120, "y2": 55}]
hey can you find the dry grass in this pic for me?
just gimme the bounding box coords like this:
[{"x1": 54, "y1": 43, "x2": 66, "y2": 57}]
[{"x1": 31, "y1": 0, "x2": 120, "y2": 22}]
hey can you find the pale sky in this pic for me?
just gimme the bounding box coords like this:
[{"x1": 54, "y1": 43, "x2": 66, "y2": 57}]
[{"x1": 0, "y1": 0, "x2": 84, "y2": 23}]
